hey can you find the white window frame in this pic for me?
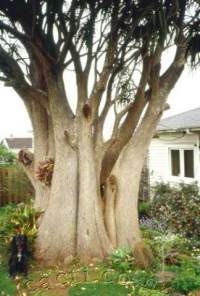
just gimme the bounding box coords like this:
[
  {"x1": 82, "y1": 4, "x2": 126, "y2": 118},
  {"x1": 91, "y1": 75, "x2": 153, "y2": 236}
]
[{"x1": 168, "y1": 146, "x2": 196, "y2": 181}]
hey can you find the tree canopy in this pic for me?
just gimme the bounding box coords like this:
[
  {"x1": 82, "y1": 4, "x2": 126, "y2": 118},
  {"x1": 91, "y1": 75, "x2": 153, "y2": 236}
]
[{"x1": 0, "y1": 0, "x2": 199, "y2": 92}]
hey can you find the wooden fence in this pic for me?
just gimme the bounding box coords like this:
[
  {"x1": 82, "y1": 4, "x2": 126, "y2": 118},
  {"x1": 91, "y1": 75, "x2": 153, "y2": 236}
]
[
  {"x1": 0, "y1": 163, "x2": 149, "y2": 206},
  {"x1": 0, "y1": 166, "x2": 34, "y2": 206}
]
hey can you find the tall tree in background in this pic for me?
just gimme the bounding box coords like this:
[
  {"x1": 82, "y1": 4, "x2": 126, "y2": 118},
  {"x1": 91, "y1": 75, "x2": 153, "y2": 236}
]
[{"x1": 0, "y1": 0, "x2": 199, "y2": 265}]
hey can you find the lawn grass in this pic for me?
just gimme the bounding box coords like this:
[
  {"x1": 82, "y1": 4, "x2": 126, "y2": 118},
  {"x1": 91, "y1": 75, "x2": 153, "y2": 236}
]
[
  {"x1": 0, "y1": 264, "x2": 16, "y2": 295},
  {"x1": 0, "y1": 205, "x2": 16, "y2": 295},
  {"x1": 68, "y1": 282, "x2": 132, "y2": 296}
]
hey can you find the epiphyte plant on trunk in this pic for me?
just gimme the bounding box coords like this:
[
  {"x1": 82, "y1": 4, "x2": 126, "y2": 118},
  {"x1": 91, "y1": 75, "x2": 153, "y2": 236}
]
[{"x1": 0, "y1": 0, "x2": 199, "y2": 265}]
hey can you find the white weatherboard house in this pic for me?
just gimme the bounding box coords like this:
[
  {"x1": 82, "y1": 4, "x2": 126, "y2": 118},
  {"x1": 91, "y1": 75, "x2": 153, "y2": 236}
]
[{"x1": 149, "y1": 108, "x2": 200, "y2": 185}]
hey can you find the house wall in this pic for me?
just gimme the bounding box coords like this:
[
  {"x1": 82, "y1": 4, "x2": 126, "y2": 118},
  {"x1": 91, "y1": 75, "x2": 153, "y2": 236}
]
[{"x1": 149, "y1": 132, "x2": 200, "y2": 186}]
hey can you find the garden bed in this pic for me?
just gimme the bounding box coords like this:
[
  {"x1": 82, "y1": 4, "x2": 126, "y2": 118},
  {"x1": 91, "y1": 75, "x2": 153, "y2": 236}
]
[{"x1": 0, "y1": 201, "x2": 200, "y2": 295}]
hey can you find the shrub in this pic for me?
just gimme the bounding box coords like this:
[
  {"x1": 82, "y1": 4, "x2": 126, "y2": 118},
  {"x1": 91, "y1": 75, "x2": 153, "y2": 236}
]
[
  {"x1": 151, "y1": 182, "x2": 200, "y2": 238},
  {"x1": 131, "y1": 270, "x2": 159, "y2": 289},
  {"x1": 151, "y1": 233, "x2": 183, "y2": 271},
  {"x1": 0, "y1": 200, "x2": 42, "y2": 256},
  {"x1": 171, "y1": 270, "x2": 200, "y2": 294},
  {"x1": 108, "y1": 247, "x2": 157, "y2": 288},
  {"x1": 138, "y1": 202, "x2": 151, "y2": 218},
  {"x1": 0, "y1": 144, "x2": 16, "y2": 165},
  {"x1": 109, "y1": 247, "x2": 133, "y2": 272}
]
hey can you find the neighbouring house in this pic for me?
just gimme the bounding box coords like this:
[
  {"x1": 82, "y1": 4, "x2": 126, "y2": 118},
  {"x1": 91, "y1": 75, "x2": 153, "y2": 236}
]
[
  {"x1": 149, "y1": 107, "x2": 200, "y2": 186},
  {"x1": 1, "y1": 137, "x2": 33, "y2": 154}
]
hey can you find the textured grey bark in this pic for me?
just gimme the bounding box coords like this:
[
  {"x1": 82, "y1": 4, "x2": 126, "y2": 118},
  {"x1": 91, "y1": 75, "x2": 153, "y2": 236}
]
[
  {"x1": 77, "y1": 121, "x2": 113, "y2": 261},
  {"x1": 35, "y1": 144, "x2": 78, "y2": 264}
]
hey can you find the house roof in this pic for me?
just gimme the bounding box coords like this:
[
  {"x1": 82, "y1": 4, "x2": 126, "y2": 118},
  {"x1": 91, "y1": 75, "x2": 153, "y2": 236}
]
[
  {"x1": 5, "y1": 137, "x2": 33, "y2": 150},
  {"x1": 158, "y1": 107, "x2": 200, "y2": 132}
]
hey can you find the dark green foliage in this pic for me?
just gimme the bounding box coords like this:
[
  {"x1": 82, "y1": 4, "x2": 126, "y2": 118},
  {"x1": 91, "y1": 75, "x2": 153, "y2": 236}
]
[
  {"x1": 138, "y1": 201, "x2": 152, "y2": 218},
  {"x1": 187, "y1": 34, "x2": 200, "y2": 67},
  {"x1": 0, "y1": 0, "x2": 199, "y2": 67},
  {"x1": 171, "y1": 270, "x2": 200, "y2": 294},
  {"x1": 107, "y1": 247, "x2": 159, "y2": 290},
  {"x1": 151, "y1": 182, "x2": 200, "y2": 238},
  {"x1": 109, "y1": 247, "x2": 134, "y2": 272},
  {"x1": 131, "y1": 270, "x2": 159, "y2": 290}
]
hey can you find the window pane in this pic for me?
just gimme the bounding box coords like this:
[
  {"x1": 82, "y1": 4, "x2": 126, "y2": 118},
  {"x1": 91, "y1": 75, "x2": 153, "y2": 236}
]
[
  {"x1": 184, "y1": 150, "x2": 194, "y2": 178},
  {"x1": 171, "y1": 150, "x2": 180, "y2": 176}
]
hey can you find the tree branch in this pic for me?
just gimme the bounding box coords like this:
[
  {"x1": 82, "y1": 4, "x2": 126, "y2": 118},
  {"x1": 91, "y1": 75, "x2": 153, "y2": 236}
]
[
  {"x1": 0, "y1": 20, "x2": 28, "y2": 42},
  {"x1": 18, "y1": 149, "x2": 36, "y2": 188},
  {"x1": 100, "y1": 55, "x2": 152, "y2": 184}
]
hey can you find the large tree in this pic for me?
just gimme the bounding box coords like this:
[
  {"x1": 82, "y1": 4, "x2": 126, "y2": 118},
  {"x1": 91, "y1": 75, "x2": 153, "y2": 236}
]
[{"x1": 0, "y1": 0, "x2": 199, "y2": 265}]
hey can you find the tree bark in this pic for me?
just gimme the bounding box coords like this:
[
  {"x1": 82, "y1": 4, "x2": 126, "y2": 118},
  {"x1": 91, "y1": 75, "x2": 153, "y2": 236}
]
[
  {"x1": 104, "y1": 175, "x2": 117, "y2": 247},
  {"x1": 35, "y1": 142, "x2": 78, "y2": 265},
  {"x1": 112, "y1": 94, "x2": 166, "y2": 248},
  {"x1": 17, "y1": 46, "x2": 185, "y2": 265},
  {"x1": 77, "y1": 120, "x2": 113, "y2": 261}
]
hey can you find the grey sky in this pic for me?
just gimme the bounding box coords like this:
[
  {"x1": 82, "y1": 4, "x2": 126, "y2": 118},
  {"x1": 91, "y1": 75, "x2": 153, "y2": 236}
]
[{"x1": 0, "y1": 65, "x2": 199, "y2": 141}]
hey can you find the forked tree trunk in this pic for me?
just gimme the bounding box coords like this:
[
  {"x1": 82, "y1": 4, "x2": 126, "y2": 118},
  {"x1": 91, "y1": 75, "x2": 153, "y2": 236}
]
[
  {"x1": 21, "y1": 48, "x2": 184, "y2": 265},
  {"x1": 33, "y1": 121, "x2": 113, "y2": 264},
  {"x1": 24, "y1": 95, "x2": 165, "y2": 265}
]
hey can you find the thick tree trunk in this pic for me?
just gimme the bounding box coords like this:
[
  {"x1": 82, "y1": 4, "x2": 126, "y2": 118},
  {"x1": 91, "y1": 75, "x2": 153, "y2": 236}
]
[
  {"x1": 30, "y1": 97, "x2": 163, "y2": 264},
  {"x1": 111, "y1": 93, "x2": 166, "y2": 249},
  {"x1": 22, "y1": 84, "x2": 170, "y2": 266},
  {"x1": 23, "y1": 53, "x2": 184, "y2": 265},
  {"x1": 35, "y1": 143, "x2": 78, "y2": 265},
  {"x1": 113, "y1": 149, "x2": 144, "y2": 247},
  {"x1": 28, "y1": 100, "x2": 54, "y2": 210},
  {"x1": 77, "y1": 121, "x2": 113, "y2": 261}
]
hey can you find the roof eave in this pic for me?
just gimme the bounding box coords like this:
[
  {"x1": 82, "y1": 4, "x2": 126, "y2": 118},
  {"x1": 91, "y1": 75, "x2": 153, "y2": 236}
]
[{"x1": 156, "y1": 127, "x2": 200, "y2": 134}]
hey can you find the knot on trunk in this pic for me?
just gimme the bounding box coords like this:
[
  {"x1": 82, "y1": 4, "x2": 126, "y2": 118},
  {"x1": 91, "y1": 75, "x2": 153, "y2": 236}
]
[
  {"x1": 18, "y1": 149, "x2": 33, "y2": 166},
  {"x1": 35, "y1": 158, "x2": 54, "y2": 186},
  {"x1": 82, "y1": 103, "x2": 92, "y2": 120}
]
